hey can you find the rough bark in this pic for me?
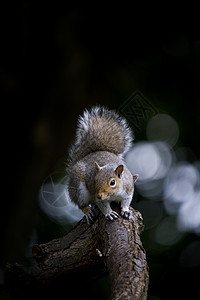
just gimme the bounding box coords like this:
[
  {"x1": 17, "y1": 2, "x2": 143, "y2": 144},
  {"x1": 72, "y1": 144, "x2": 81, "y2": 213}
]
[
  {"x1": 98, "y1": 207, "x2": 149, "y2": 300},
  {"x1": 6, "y1": 205, "x2": 149, "y2": 300}
]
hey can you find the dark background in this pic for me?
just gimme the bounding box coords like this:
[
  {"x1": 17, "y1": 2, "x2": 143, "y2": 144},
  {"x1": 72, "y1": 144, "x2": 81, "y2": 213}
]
[{"x1": 1, "y1": 3, "x2": 200, "y2": 300}]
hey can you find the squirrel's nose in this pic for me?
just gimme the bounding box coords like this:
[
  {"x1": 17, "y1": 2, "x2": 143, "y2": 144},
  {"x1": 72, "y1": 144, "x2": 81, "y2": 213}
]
[{"x1": 97, "y1": 193, "x2": 103, "y2": 200}]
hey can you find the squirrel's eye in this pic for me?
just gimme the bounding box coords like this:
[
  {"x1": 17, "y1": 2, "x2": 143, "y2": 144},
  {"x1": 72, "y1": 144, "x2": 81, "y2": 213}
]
[{"x1": 110, "y1": 179, "x2": 116, "y2": 187}]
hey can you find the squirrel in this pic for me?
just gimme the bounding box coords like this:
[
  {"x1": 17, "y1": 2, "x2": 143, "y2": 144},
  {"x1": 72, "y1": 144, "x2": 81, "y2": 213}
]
[{"x1": 66, "y1": 106, "x2": 138, "y2": 223}]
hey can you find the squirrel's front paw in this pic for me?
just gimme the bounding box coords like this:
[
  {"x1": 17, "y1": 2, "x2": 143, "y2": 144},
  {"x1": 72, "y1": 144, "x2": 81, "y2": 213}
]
[
  {"x1": 105, "y1": 210, "x2": 119, "y2": 221},
  {"x1": 121, "y1": 209, "x2": 132, "y2": 219}
]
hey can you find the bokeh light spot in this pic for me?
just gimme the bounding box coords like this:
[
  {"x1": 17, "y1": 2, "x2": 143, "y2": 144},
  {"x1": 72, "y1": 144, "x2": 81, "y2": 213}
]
[
  {"x1": 146, "y1": 113, "x2": 179, "y2": 147},
  {"x1": 126, "y1": 141, "x2": 172, "y2": 181},
  {"x1": 39, "y1": 172, "x2": 84, "y2": 226},
  {"x1": 151, "y1": 216, "x2": 184, "y2": 246}
]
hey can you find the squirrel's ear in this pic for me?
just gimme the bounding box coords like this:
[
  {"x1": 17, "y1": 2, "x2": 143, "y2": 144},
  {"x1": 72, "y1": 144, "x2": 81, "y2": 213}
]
[
  {"x1": 133, "y1": 174, "x2": 139, "y2": 183},
  {"x1": 115, "y1": 164, "x2": 124, "y2": 178},
  {"x1": 95, "y1": 161, "x2": 101, "y2": 171}
]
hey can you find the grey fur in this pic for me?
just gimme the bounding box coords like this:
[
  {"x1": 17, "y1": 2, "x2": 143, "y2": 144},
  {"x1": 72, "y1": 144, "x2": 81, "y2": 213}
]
[
  {"x1": 66, "y1": 106, "x2": 136, "y2": 223},
  {"x1": 67, "y1": 106, "x2": 134, "y2": 169}
]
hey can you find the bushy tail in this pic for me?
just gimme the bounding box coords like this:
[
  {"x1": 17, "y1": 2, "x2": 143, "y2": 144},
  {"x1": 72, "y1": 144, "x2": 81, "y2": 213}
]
[{"x1": 67, "y1": 106, "x2": 134, "y2": 166}]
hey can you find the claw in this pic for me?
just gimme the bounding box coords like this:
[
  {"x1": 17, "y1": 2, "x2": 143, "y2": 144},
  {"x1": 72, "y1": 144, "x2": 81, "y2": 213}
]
[
  {"x1": 121, "y1": 209, "x2": 132, "y2": 219},
  {"x1": 105, "y1": 210, "x2": 119, "y2": 221},
  {"x1": 84, "y1": 208, "x2": 95, "y2": 224}
]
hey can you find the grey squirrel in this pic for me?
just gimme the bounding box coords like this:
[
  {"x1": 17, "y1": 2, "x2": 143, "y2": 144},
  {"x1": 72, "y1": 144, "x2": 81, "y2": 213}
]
[{"x1": 66, "y1": 106, "x2": 138, "y2": 223}]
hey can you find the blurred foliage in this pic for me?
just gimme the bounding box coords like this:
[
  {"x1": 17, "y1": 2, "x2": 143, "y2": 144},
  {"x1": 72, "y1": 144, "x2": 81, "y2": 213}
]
[{"x1": 1, "y1": 3, "x2": 200, "y2": 300}]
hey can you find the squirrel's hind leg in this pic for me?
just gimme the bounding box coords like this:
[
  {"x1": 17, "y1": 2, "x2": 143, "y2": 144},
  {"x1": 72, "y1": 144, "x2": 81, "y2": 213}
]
[{"x1": 68, "y1": 175, "x2": 90, "y2": 207}]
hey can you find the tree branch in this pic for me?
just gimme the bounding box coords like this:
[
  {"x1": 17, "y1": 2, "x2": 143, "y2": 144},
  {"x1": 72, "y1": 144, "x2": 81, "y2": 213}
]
[
  {"x1": 99, "y1": 207, "x2": 149, "y2": 300},
  {"x1": 6, "y1": 205, "x2": 149, "y2": 300}
]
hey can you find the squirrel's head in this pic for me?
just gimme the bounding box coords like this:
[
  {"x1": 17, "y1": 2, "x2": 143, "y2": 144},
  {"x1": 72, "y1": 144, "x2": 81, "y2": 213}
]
[{"x1": 94, "y1": 162, "x2": 124, "y2": 201}]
